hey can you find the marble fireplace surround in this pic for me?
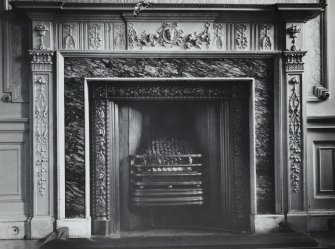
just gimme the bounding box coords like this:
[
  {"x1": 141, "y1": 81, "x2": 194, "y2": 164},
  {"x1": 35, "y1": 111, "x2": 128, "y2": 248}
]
[
  {"x1": 17, "y1": 1, "x2": 325, "y2": 239},
  {"x1": 56, "y1": 56, "x2": 276, "y2": 237}
]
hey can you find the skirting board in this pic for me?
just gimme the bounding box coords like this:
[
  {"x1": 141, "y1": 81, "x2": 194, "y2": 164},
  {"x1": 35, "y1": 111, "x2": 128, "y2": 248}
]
[{"x1": 0, "y1": 221, "x2": 26, "y2": 239}]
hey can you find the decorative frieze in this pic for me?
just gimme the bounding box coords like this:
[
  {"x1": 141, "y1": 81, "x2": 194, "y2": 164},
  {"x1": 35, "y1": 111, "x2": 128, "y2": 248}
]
[
  {"x1": 29, "y1": 51, "x2": 54, "y2": 71},
  {"x1": 313, "y1": 85, "x2": 330, "y2": 101},
  {"x1": 43, "y1": 21, "x2": 278, "y2": 52}
]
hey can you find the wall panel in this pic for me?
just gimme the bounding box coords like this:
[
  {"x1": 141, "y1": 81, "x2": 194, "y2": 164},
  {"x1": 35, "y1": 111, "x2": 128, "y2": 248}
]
[{"x1": 0, "y1": 118, "x2": 29, "y2": 239}]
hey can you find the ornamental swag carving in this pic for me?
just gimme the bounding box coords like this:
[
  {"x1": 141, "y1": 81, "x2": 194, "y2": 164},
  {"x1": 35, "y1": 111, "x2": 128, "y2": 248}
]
[{"x1": 128, "y1": 22, "x2": 210, "y2": 50}]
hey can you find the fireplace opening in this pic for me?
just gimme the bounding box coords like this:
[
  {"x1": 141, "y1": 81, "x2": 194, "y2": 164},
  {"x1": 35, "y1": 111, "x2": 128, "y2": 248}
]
[{"x1": 89, "y1": 81, "x2": 252, "y2": 235}]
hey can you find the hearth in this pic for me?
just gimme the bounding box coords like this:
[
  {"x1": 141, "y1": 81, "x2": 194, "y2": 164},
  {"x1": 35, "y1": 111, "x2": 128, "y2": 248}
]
[{"x1": 88, "y1": 80, "x2": 252, "y2": 234}]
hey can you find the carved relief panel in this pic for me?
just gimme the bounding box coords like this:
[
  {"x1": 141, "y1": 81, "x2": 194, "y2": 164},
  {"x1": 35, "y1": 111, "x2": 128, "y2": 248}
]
[
  {"x1": 127, "y1": 21, "x2": 275, "y2": 51},
  {"x1": 62, "y1": 23, "x2": 79, "y2": 50},
  {"x1": 37, "y1": 19, "x2": 276, "y2": 52},
  {"x1": 54, "y1": 22, "x2": 125, "y2": 50}
]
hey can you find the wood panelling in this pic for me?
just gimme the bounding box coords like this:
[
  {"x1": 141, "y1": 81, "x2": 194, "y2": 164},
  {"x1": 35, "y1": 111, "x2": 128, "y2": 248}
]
[
  {"x1": 307, "y1": 128, "x2": 335, "y2": 211},
  {"x1": 318, "y1": 147, "x2": 335, "y2": 194},
  {"x1": 0, "y1": 147, "x2": 20, "y2": 196},
  {"x1": 0, "y1": 119, "x2": 29, "y2": 239}
]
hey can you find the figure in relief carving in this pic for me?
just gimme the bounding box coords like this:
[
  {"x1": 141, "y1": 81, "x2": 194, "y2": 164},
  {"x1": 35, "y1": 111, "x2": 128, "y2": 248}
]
[
  {"x1": 158, "y1": 22, "x2": 184, "y2": 47},
  {"x1": 64, "y1": 24, "x2": 77, "y2": 49},
  {"x1": 261, "y1": 25, "x2": 272, "y2": 50}
]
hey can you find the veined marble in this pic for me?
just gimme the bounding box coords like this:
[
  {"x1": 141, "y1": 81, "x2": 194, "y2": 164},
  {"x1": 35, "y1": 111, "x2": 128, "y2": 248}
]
[{"x1": 64, "y1": 57, "x2": 275, "y2": 217}]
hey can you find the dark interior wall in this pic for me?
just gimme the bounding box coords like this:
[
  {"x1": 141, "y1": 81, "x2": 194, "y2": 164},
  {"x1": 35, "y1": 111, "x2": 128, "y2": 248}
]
[{"x1": 64, "y1": 57, "x2": 275, "y2": 218}]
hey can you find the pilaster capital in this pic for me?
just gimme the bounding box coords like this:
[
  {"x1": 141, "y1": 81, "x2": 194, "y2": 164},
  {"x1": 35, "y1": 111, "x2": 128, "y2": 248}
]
[
  {"x1": 283, "y1": 51, "x2": 307, "y2": 73},
  {"x1": 29, "y1": 50, "x2": 54, "y2": 71}
]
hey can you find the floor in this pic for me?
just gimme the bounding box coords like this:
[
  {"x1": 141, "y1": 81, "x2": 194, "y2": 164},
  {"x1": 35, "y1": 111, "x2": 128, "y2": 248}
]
[{"x1": 0, "y1": 232, "x2": 334, "y2": 249}]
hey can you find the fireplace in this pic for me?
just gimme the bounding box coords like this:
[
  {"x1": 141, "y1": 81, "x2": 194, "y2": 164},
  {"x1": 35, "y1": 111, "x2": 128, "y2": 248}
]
[
  {"x1": 63, "y1": 57, "x2": 274, "y2": 236},
  {"x1": 89, "y1": 80, "x2": 251, "y2": 234}
]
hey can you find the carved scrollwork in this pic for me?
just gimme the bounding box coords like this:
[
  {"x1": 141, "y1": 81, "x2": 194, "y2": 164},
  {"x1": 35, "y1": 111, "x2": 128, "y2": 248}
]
[
  {"x1": 313, "y1": 85, "x2": 330, "y2": 101},
  {"x1": 288, "y1": 77, "x2": 301, "y2": 192},
  {"x1": 235, "y1": 24, "x2": 248, "y2": 50}
]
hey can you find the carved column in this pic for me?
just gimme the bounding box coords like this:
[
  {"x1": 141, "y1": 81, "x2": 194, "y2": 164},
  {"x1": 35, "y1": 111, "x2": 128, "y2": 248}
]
[
  {"x1": 28, "y1": 50, "x2": 55, "y2": 238},
  {"x1": 283, "y1": 21, "x2": 307, "y2": 229}
]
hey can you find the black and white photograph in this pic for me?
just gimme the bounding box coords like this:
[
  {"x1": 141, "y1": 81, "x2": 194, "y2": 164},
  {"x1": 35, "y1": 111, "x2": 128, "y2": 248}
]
[{"x1": 0, "y1": 0, "x2": 334, "y2": 248}]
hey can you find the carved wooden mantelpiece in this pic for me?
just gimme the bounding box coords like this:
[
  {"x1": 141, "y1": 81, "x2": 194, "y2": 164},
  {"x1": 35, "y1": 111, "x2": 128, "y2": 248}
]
[{"x1": 8, "y1": 0, "x2": 326, "y2": 238}]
